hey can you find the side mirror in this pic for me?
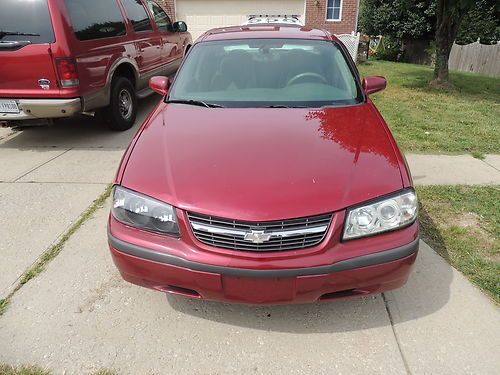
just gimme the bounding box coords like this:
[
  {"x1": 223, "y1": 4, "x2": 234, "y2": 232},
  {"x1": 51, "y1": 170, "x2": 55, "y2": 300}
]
[
  {"x1": 362, "y1": 76, "x2": 387, "y2": 95},
  {"x1": 173, "y1": 21, "x2": 188, "y2": 33},
  {"x1": 149, "y1": 76, "x2": 170, "y2": 96}
]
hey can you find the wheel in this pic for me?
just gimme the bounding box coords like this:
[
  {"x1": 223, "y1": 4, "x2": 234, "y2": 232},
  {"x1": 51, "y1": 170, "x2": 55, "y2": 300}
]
[{"x1": 105, "y1": 77, "x2": 137, "y2": 131}]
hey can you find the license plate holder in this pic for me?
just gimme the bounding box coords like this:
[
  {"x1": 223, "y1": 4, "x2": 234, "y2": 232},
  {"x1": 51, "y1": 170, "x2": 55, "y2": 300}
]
[
  {"x1": 0, "y1": 100, "x2": 19, "y2": 114},
  {"x1": 223, "y1": 275, "x2": 296, "y2": 303}
]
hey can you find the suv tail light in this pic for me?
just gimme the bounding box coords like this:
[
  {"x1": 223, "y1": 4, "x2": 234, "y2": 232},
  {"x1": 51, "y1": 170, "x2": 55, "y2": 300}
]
[{"x1": 56, "y1": 58, "x2": 79, "y2": 87}]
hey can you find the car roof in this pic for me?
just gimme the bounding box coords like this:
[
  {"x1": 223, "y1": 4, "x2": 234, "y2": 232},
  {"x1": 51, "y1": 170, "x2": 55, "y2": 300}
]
[{"x1": 197, "y1": 25, "x2": 337, "y2": 43}]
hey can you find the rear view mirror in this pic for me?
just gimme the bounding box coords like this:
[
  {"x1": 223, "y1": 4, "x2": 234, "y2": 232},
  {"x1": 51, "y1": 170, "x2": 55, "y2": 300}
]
[
  {"x1": 362, "y1": 76, "x2": 387, "y2": 95},
  {"x1": 149, "y1": 76, "x2": 170, "y2": 96},
  {"x1": 173, "y1": 21, "x2": 188, "y2": 33}
]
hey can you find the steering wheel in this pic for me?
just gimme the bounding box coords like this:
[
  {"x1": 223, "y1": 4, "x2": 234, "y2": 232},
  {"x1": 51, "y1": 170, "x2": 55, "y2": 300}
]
[{"x1": 287, "y1": 72, "x2": 327, "y2": 86}]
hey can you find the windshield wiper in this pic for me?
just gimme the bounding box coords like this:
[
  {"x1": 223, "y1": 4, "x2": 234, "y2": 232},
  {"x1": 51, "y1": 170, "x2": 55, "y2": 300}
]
[
  {"x1": 165, "y1": 99, "x2": 224, "y2": 108},
  {"x1": 265, "y1": 105, "x2": 307, "y2": 108},
  {"x1": 0, "y1": 30, "x2": 40, "y2": 39}
]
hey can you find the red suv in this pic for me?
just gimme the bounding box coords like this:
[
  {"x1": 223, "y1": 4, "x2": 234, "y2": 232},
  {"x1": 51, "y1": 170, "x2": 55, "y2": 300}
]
[
  {"x1": 0, "y1": 0, "x2": 191, "y2": 130},
  {"x1": 108, "y1": 25, "x2": 419, "y2": 304}
]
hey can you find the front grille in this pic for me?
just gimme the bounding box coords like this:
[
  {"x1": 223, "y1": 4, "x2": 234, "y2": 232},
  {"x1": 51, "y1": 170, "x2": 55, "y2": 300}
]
[{"x1": 187, "y1": 211, "x2": 332, "y2": 252}]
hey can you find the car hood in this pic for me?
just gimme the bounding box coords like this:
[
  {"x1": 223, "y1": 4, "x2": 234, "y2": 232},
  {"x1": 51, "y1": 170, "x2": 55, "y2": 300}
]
[{"x1": 121, "y1": 103, "x2": 403, "y2": 221}]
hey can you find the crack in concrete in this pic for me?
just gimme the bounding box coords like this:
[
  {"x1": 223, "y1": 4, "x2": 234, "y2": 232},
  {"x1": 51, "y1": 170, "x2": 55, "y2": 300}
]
[
  {"x1": 382, "y1": 292, "x2": 412, "y2": 375},
  {"x1": 482, "y1": 159, "x2": 500, "y2": 173},
  {"x1": 12, "y1": 148, "x2": 73, "y2": 182}
]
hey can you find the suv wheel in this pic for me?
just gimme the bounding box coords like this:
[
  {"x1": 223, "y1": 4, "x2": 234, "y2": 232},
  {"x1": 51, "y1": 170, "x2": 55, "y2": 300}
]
[{"x1": 106, "y1": 77, "x2": 137, "y2": 131}]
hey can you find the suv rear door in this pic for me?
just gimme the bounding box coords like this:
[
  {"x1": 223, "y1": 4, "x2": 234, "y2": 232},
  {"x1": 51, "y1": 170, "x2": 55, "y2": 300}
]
[
  {"x1": 0, "y1": 0, "x2": 60, "y2": 98},
  {"x1": 145, "y1": 0, "x2": 181, "y2": 76},
  {"x1": 120, "y1": 0, "x2": 163, "y2": 84}
]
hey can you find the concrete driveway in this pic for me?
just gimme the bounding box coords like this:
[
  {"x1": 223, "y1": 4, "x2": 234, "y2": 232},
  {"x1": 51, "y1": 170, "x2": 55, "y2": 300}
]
[
  {"x1": 0, "y1": 94, "x2": 159, "y2": 298},
  {"x1": 0, "y1": 98, "x2": 499, "y2": 374}
]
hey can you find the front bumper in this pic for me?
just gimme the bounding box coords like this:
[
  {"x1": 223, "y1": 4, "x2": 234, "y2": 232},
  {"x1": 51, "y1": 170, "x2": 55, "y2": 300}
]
[
  {"x1": 0, "y1": 98, "x2": 82, "y2": 122},
  {"x1": 108, "y1": 233, "x2": 419, "y2": 304}
]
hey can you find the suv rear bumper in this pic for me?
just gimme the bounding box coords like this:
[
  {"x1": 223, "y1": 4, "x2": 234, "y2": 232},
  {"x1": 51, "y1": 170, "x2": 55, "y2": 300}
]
[{"x1": 0, "y1": 98, "x2": 82, "y2": 122}]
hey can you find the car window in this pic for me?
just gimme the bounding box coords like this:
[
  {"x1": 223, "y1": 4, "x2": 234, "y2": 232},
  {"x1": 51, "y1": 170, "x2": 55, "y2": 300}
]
[
  {"x1": 0, "y1": 0, "x2": 55, "y2": 44},
  {"x1": 121, "y1": 0, "x2": 154, "y2": 33},
  {"x1": 169, "y1": 39, "x2": 362, "y2": 108},
  {"x1": 146, "y1": 1, "x2": 173, "y2": 32},
  {"x1": 64, "y1": 0, "x2": 126, "y2": 41}
]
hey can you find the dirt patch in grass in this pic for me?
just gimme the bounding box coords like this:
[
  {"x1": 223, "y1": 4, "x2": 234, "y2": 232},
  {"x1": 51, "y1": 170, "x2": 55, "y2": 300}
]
[
  {"x1": 417, "y1": 185, "x2": 500, "y2": 303},
  {"x1": 446, "y1": 211, "x2": 496, "y2": 260}
]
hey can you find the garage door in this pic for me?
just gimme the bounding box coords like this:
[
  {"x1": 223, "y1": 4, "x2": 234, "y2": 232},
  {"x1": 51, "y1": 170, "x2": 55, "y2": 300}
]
[{"x1": 176, "y1": 0, "x2": 305, "y2": 40}]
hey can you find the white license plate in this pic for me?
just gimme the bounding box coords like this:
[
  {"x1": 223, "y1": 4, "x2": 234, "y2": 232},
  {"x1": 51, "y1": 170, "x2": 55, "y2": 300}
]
[{"x1": 0, "y1": 100, "x2": 19, "y2": 114}]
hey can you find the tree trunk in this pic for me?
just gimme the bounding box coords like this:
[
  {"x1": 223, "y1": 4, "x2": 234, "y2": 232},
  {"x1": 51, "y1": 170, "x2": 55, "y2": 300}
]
[
  {"x1": 433, "y1": 0, "x2": 470, "y2": 84},
  {"x1": 434, "y1": 33, "x2": 453, "y2": 82}
]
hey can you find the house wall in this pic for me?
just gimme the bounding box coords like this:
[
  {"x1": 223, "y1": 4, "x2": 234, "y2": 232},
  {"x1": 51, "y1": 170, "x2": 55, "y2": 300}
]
[
  {"x1": 159, "y1": 0, "x2": 358, "y2": 33},
  {"x1": 304, "y1": 0, "x2": 358, "y2": 34}
]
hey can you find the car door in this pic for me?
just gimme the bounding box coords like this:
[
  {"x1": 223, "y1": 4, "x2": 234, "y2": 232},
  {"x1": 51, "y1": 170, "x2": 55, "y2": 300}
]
[
  {"x1": 120, "y1": 0, "x2": 163, "y2": 84},
  {"x1": 146, "y1": 0, "x2": 181, "y2": 76}
]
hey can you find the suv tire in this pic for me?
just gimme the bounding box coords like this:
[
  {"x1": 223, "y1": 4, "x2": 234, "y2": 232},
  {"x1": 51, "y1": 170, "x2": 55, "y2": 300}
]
[{"x1": 106, "y1": 77, "x2": 137, "y2": 131}]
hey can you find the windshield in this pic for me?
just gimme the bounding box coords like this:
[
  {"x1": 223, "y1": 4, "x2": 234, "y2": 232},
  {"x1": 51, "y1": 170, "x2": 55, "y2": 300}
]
[
  {"x1": 169, "y1": 38, "x2": 362, "y2": 108},
  {"x1": 0, "y1": 0, "x2": 55, "y2": 44}
]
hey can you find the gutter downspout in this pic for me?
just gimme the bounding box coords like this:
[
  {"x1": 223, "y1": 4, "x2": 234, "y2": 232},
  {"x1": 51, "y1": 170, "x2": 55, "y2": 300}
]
[{"x1": 354, "y1": 0, "x2": 360, "y2": 32}]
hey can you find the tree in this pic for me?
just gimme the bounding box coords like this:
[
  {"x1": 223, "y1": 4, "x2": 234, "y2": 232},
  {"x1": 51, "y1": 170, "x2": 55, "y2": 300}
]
[
  {"x1": 359, "y1": 0, "x2": 435, "y2": 40},
  {"x1": 358, "y1": 0, "x2": 436, "y2": 62},
  {"x1": 456, "y1": 0, "x2": 500, "y2": 45},
  {"x1": 433, "y1": 0, "x2": 476, "y2": 84},
  {"x1": 359, "y1": 0, "x2": 497, "y2": 82}
]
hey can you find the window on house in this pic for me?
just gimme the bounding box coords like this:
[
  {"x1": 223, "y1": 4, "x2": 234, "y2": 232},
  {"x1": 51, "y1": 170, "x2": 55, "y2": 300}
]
[{"x1": 326, "y1": 0, "x2": 342, "y2": 21}]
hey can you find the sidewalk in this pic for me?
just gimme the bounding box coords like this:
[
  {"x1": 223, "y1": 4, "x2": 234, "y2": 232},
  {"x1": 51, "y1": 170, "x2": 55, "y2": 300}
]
[{"x1": 406, "y1": 153, "x2": 500, "y2": 185}]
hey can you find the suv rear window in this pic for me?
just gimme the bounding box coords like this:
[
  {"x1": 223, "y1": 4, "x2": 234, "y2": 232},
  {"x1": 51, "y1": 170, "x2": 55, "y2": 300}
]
[
  {"x1": 64, "y1": 0, "x2": 126, "y2": 41},
  {"x1": 147, "y1": 1, "x2": 173, "y2": 32},
  {"x1": 0, "y1": 0, "x2": 55, "y2": 44},
  {"x1": 121, "y1": 0, "x2": 153, "y2": 32}
]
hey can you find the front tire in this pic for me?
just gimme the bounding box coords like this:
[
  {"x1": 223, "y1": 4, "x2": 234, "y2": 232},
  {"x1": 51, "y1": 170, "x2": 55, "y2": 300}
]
[{"x1": 106, "y1": 77, "x2": 137, "y2": 131}]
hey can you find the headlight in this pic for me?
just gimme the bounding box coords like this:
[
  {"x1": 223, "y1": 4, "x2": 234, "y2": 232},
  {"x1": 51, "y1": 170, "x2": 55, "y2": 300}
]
[
  {"x1": 343, "y1": 189, "x2": 417, "y2": 240},
  {"x1": 111, "y1": 186, "x2": 180, "y2": 236}
]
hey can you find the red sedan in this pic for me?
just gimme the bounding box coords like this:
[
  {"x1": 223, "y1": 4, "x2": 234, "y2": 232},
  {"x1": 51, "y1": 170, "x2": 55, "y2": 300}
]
[{"x1": 108, "y1": 25, "x2": 419, "y2": 304}]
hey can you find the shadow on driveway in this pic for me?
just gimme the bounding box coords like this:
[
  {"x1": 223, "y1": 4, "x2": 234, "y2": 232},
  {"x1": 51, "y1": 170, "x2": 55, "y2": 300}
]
[
  {"x1": 167, "y1": 220, "x2": 452, "y2": 334},
  {"x1": 0, "y1": 95, "x2": 160, "y2": 150}
]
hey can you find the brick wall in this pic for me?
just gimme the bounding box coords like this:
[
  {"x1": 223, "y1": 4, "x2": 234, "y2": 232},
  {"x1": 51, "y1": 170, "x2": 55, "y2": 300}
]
[
  {"x1": 158, "y1": 0, "x2": 176, "y2": 21},
  {"x1": 305, "y1": 0, "x2": 358, "y2": 34}
]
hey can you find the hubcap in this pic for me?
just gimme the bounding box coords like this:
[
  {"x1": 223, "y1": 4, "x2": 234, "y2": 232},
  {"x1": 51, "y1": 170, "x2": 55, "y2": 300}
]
[{"x1": 118, "y1": 89, "x2": 133, "y2": 120}]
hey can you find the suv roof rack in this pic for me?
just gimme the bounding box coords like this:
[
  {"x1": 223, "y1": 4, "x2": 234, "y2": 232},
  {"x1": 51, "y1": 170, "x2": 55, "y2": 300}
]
[{"x1": 242, "y1": 15, "x2": 303, "y2": 26}]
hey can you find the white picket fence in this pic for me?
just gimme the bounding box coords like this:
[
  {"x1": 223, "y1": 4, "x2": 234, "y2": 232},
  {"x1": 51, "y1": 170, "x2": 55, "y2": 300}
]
[
  {"x1": 449, "y1": 41, "x2": 500, "y2": 77},
  {"x1": 335, "y1": 32, "x2": 361, "y2": 62}
]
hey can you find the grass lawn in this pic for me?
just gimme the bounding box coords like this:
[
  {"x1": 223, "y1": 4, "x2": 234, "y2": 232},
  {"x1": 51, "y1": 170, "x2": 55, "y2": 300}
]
[
  {"x1": 417, "y1": 185, "x2": 500, "y2": 303},
  {"x1": 0, "y1": 366, "x2": 116, "y2": 375},
  {"x1": 0, "y1": 366, "x2": 50, "y2": 375},
  {"x1": 358, "y1": 61, "x2": 500, "y2": 155}
]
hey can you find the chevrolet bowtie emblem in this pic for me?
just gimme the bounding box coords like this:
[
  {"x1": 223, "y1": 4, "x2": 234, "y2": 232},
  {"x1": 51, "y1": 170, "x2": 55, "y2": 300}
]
[{"x1": 243, "y1": 230, "x2": 272, "y2": 244}]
